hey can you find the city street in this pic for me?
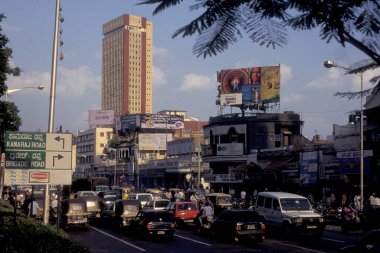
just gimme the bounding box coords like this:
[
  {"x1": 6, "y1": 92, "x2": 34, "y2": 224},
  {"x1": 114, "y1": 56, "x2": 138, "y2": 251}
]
[{"x1": 68, "y1": 223, "x2": 361, "y2": 253}]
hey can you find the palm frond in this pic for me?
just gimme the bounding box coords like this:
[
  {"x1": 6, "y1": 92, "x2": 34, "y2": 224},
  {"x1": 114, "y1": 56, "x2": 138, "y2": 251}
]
[
  {"x1": 245, "y1": 12, "x2": 287, "y2": 49},
  {"x1": 137, "y1": 0, "x2": 185, "y2": 15},
  {"x1": 334, "y1": 88, "x2": 373, "y2": 100},
  {"x1": 192, "y1": 11, "x2": 241, "y2": 58}
]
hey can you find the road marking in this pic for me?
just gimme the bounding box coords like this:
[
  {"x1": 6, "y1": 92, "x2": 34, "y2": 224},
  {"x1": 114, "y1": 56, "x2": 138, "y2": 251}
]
[
  {"x1": 174, "y1": 234, "x2": 213, "y2": 246},
  {"x1": 322, "y1": 237, "x2": 344, "y2": 243},
  {"x1": 273, "y1": 241, "x2": 327, "y2": 253},
  {"x1": 90, "y1": 226, "x2": 146, "y2": 252}
]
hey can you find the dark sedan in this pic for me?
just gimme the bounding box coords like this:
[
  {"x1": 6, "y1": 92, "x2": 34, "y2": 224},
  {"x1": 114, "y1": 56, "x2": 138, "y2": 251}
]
[
  {"x1": 340, "y1": 229, "x2": 380, "y2": 253},
  {"x1": 211, "y1": 209, "x2": 266, "y2": 243},
  {"x1": 129, "y1": 209, "x2": 175, "y2": 240}
]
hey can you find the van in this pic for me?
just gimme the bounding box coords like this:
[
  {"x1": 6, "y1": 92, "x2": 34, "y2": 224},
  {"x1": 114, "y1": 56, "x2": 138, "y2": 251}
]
[
  {"x1": 127, "y1": 193, "x2": 153, "y2": 206},
  {"x1": 254, "y1": 192, "x2": 325, "y2": 238}
]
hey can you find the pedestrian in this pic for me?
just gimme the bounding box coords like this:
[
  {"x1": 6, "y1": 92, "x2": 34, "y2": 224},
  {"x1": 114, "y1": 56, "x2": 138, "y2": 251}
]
[
  {"x1": 28, "y1": 197, "x2": 40, "y2": 218},
  {"x1": 240, "y1": 190, "x2": 246, "y2": 200},
  {"x1": 353, "y1": 193, "x2": 361, "y2": 210}
]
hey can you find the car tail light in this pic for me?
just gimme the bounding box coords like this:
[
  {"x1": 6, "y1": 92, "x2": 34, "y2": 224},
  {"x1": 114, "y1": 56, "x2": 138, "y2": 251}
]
[
  {"x1": 260, "y1": 223, "x2": 266, "y2": 232},
  {"x1": 147, "y1": 222, "x2": 153, "y2": 230},
  {"x1": 236, "y1": 222, "x2": 242, "y2": 231}
]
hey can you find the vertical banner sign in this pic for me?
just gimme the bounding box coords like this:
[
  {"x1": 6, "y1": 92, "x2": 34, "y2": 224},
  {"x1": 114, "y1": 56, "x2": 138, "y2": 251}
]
[{"x1": 299, "y1": 151, "x2": 322, "y2": 186}]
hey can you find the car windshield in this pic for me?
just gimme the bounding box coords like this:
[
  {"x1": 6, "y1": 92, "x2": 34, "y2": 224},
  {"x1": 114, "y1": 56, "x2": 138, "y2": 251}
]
[
  {"x1": 280, "y1": 198, "x2": 311, "y2": 211},
  {"x1": 178, "y1": 203, "x2": 197, "y2": 211},
  {"x1": 217, "y1": 196, "x2": 231, "y2": 204},
  {"x1": 155, "y1": 201, "x2": 169, "y2": 208},
  {"x1": 138, "y1": 195, "x2": 152, "y2": 201}
]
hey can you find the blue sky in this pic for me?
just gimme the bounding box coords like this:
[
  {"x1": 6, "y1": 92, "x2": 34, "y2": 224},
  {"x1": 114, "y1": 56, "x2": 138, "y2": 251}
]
[{"x1": 1, "y1": 0, "x2": 378, "y2": 140}]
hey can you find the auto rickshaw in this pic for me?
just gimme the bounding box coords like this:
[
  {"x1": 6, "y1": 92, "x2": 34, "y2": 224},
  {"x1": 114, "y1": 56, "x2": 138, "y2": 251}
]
[
  {"x1": 114, "y1": 199, "x2": 141, "y2": 229},
  {"x1": 206, "y1": 193, "x2": 232, "y2": 217},
  {"x1": 60, "y1": 198, "x2": 89, "y2": 230},
  {"x1": 121, "y1": 187, "x2": 132, "y2": 200}
]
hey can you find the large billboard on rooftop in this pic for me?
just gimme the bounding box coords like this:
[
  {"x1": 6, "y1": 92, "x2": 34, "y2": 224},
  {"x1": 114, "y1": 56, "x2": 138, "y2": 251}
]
[{"x1": 217, "y1": 66, "x2": 280, "y2": 106}]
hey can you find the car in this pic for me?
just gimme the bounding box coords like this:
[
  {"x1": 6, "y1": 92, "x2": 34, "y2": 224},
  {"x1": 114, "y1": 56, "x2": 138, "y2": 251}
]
[
  {"x1": 129, "y1": 209, "x2": 175, "y2": 240},
  {"x1": 144, "y1": 199, "x2": 170, "y2": 210},
  {"x1": 128, "y1": 193, "x2": 153, "y2": 206},
  {"x1": 166, "y1": 201, "x2": 199, "y2": 226},
  {"x1": 339, "y1": 229, "x2": 380, "y2": 252},
  {"x1": 115, "y1": 199, "x2": 141, "y2": 229},
  {"x1": 254, "y1": 191, "x2": 325, "y2": 238},
  {"x1": 212, "y1": 209, "x2": 266, "y2": 243}
]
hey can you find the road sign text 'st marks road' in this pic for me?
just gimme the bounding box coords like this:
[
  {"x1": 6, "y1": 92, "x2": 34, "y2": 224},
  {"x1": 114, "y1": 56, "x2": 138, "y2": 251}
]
[
  {"x1": 54, "y1": 136, "x2": 65, "y2": 149},
  {"x1": 53, "y1": 154, "x2": 64, "y2": 167}
]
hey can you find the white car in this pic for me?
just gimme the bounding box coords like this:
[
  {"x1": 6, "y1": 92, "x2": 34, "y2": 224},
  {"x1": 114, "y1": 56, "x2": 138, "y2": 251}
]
[{"x1": 255, "y1": 191, "x2": 325, "y2": 238}]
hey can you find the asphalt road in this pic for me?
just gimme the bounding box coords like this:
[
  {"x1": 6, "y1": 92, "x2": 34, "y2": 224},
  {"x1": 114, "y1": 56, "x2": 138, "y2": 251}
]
[{"x1": 68, "y1": 223, "x2": 362, "y2": 253}]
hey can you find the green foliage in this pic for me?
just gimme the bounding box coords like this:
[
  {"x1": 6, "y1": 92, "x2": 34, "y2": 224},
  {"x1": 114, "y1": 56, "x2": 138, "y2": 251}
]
[
  {"x1": 139, "y1": 0, "x2": 380, "y2": 64},
  {"x1": 0, "y1": 200, "x2": 90, "y2": 253},
  {"x1": 0, "y1": 13, "x2": 22, "y2": 153}
]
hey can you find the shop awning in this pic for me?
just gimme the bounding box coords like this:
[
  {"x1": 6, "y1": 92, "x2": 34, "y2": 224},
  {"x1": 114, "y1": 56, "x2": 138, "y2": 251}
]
[{"x1": 252, "y1": 158, "x2": 294, "y2": 172}]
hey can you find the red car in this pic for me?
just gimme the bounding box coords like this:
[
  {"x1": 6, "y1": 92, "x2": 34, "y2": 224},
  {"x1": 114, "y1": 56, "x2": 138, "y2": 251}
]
[{"x1": 166, "y1": 201, "x2": 199, "y2": 226}]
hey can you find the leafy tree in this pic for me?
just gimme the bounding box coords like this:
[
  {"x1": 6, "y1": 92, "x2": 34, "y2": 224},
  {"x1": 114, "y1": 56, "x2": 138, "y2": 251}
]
[
  {"x1": 0, "y1": 13, "x2": 22, "y2": 152},
  {"x1": 138, "y1": 0, "x2": 380, "y2": 65}
]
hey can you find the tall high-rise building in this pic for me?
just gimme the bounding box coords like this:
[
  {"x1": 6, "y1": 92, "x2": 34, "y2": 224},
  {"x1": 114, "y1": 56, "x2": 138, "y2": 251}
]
[{"x1": 102, "y1": 14, "x2": 153, "y2": 116}]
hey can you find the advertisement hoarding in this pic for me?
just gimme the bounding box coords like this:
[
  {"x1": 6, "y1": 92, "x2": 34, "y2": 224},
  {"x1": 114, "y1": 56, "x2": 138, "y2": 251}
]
[
  {"x1": 217, "y1": 66, "x2": 280, "y2": 106},
  {"x1": 140, "y1": 114, "x2": 184, "y2": 129},
  {"x1": 89, "y1": 110, "x2": 114, "y2": 125},
  {"x1": 138, "y1": 133, "x2": 173, "y2": 151}
]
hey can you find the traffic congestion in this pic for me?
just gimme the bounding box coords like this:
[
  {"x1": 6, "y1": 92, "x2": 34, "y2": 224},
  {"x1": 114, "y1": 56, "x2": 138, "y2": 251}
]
[{"x1": 3, "y1": 185, "x2": 380, "y2": 252}]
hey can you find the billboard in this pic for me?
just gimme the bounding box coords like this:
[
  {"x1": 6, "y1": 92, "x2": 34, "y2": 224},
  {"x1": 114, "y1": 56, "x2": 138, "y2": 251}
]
[
  {"x1": 89, "y1": 110, "x2": 114, "y2": 125},
  {"x1": 140, "y1": 114, "x2": 184, "y2": 129},
  {"x1": 138, "y1": 133, "x2": 173, "y2": 151},
  {"x1": 217, "y1": 66, "x2": 280, "y2": 106}
]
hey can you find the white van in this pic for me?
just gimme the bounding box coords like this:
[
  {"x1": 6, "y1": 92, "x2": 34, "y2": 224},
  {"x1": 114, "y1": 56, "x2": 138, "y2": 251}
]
[
  {"x1": 254, "y1": 192, "x2": 325, "y2": 238},
  {"x1": 127, "y1": 193, "x2": 153, "y2": 206}
]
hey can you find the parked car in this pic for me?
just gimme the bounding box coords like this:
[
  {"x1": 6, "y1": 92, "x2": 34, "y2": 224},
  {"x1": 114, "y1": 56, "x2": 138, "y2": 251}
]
[
  {"x1": 129, "y1": 209, "x2": 175, "y2": 240},
  {"x1": 115, "y1": 199, "x2": 141, "y2": 229},
  {"x1": 166, "y1": 201, "x2": 199, "y2": 226},
  {"x1": 60, "y1": 198, "x2": 89, "y2": 230},
  {"x1": 339, "y1": 229, "x2": 380, "y2": 252},
  {"x1": 144, "y1": 199, "x2": 170, "y2": 210},
  {"x1": 128, "y1": 193, "x2": 153, "y2": 206},
  {"x1": 254, "y1": 192, "x2": 325, "y2": 238},
  {"x1": 212, "y1": 209, "x2": 266, "y2": 243}
]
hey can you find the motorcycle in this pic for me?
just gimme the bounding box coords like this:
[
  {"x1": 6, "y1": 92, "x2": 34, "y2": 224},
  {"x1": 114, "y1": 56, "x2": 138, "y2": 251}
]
[
  {"x1": 194, "y1": 215, "x2": 213, "y2": 234},
  {"x1": 340, "y1": 205, "x2": 364, "y2": 232}
]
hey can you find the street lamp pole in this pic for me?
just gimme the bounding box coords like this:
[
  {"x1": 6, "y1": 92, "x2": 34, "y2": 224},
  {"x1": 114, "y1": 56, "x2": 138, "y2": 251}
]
[
  {"x1": 5, "y1": 85, "x2": 44, "y2": 101},
  {"x1": 324, "y1": 60, "x2": 365, "y2": 210}
]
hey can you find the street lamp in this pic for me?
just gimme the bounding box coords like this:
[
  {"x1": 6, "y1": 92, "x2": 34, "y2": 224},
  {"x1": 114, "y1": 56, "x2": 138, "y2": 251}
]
[
  {"x1": 5, "y1": 85, "x2": 45, "y2": 101},
  {"x1": 324, "y1": 60, "x2": 364, "y2": 210}
]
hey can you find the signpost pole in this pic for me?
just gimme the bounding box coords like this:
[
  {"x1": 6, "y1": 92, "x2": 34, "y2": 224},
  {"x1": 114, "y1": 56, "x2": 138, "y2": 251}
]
[{"x1": 43, "y1": 0, "x2": 60, "y2": 225}]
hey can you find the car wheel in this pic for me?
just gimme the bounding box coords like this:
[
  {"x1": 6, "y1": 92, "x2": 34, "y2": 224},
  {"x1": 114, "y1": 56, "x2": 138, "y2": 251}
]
[{"x1": 283, "y1": 223, "x2": 293, "y2": 238}]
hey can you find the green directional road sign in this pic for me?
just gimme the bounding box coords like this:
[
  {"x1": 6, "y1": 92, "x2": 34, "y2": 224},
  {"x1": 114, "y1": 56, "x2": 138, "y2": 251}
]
[
  {"x1": 4, "y1": 131, "x2": 73, "y2": 185},
  {"x1": 5, "y1": 151, "x2": 46, "y2": 169}
]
